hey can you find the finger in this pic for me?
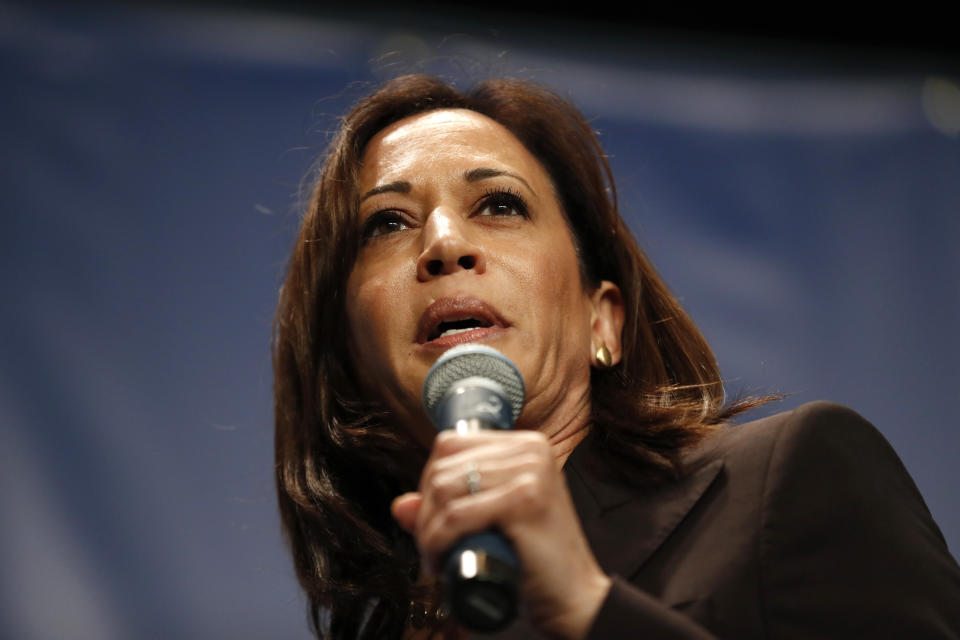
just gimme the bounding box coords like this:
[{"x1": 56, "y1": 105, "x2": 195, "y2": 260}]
[
  {"x1": 417, "y1": 470, "x2": 551, "y2": 564},
  {"x1": 391, "y1": 492, "x2": 422, "y2": 533},
  {"x1": 422, "y1": 431, "x2": 551, "y2": 490},
  {"x1": 416, "y1": 445, "x2": 546, "y2": 536},
  {"x1": 430, "y1": 428, "x2": 547, "y2": 460},
  {"x1": 427, "y1": 452, "x2": 543, "y2": 505}
]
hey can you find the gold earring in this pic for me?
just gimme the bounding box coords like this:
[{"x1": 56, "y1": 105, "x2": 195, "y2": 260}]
[{"x1": 595, "y1": 344, "x2": 612, "y2": 368}]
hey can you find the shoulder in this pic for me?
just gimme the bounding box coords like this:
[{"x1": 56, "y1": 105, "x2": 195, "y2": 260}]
[
  {"x1": 693, "y1": 401, "x2": 899, "y2": 480},
  {"x1": 732, "y1": 401, "x2": 925, "y2": 518},
  {"x1": 702, "y1": 400, "x2": 879, "y2": 450},
  {"x1": 761, "y1": 400, "x2": 895, "y2": 469},
  {"x1": 695, "y1": 401, "x2": 935, "y2": 525},
  {"x1": 720, "y1": 403, "x2": 960, "y2": 636},
  {"x1": 685, "y1": 400, "x2": 958, "y2": 579}
]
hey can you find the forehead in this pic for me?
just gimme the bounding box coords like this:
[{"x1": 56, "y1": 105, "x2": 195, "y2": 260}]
[{"x1": 359, "y1": 109, "x2": 546, "y2": 185}]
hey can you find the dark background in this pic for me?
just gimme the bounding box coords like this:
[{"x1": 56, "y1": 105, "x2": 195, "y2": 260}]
[{"x1": 2, "y1": 2, "x2": 958, "y2": 638}]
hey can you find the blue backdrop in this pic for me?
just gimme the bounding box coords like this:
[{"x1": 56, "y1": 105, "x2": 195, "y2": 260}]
[{"x1": 2, "y1": 4, "x2": 958, "y2": 638}]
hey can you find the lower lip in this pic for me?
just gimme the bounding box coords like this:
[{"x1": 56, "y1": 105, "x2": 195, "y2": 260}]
[{"x1": 419, "y1": 326, "x2": 507, "y2": 351}]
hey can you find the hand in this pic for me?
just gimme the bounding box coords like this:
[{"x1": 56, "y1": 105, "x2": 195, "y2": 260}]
[{"x1": 392, "y1": 430, "x2": 611, "y2": 639}]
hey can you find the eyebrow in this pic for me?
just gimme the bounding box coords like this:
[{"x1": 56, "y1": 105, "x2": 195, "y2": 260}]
[
  {"x1": 465, "y1": 167, "x2": 535, "y2": 195},
  {"x1": 360, "y1": 181, "x2": 411, "y2": 202},
  {"x1": 359, "y1": 168, "x2": 535, "y2": 203}
]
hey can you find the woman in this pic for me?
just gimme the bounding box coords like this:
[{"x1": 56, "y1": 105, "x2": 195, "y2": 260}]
[{"x1": 273, "y1": 75, "x2": 960, "y2": 639}]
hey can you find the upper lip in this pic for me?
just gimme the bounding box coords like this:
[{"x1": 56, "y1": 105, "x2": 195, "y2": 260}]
[{"x1": 416, "y1": 296, "x2": 507, "y2": 343}]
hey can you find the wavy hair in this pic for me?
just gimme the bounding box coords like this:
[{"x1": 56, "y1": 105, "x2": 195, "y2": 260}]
[{"x1": 273, "y1": 75, "x2": 770, "y2": 639}]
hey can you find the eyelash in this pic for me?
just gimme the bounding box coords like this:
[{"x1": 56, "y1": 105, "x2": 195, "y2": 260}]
[
  {"x1": 475, "y1": 187, "x2": 529, "y2": 218},
  {"x1": 359, "y1": 187, "x2": 530, "y2": 242},
  {"x1": 360, "y1": 209, "x2": 408, "y2": 241}
]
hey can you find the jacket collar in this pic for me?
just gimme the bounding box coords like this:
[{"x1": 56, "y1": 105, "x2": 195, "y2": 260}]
[{"x1": 563, "y1": 439, "x2": 723, "y2": 579}]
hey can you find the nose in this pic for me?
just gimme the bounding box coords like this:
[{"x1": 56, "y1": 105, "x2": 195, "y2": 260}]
[{"x1": 416, "y1": 207, "x2": 486, "y2": 280}]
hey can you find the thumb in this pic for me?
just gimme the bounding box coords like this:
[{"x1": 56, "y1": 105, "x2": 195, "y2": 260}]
[{"x1": 391, "y1": 492, "x2": 422, "y2": 533}]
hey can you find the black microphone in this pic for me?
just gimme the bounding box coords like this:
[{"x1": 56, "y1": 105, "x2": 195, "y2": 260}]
[{"x1": 421, "y1": 344, "x2": 526, "y2": 633}]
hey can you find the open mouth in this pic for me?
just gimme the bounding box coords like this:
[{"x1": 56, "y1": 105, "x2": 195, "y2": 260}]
[
  {"x1": 417, "y1": 297, "x2": 506, "y2": 345},
  {"x1": 428, "y1": 317, "x2": 494, "y2": 341}
]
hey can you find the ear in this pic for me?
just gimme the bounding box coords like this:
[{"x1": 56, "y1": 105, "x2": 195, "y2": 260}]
[{"x1": 589, "y1": 280, "x2": 625, "y2": 367}]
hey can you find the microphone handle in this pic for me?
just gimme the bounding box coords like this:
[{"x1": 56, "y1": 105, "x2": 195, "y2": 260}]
[
  {"x1": 441, "y1": 412, "x2": 520, "y2": 633},
  {"x1": 443, "y1": 529, "x2": 520, "y2": 633}
]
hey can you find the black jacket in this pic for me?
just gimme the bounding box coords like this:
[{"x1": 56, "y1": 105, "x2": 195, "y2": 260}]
[{"x1": 496, "y1": 401, "x2": 960, "y2": 638}]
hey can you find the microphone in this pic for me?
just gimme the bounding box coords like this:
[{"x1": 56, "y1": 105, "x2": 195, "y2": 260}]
[{"x1": 421, "y1": 344, "x2": 526, "y2": 633}]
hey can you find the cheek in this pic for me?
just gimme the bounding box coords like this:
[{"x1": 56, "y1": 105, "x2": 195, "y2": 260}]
[
  {"x1": 510, "y1": 233, "x2": 594, "y2": 353},
  {"x1": 346, "y1": 263, "x2": 408, "y2": 363},
  {"x1": 536, "y1": 237, "x2": 589, "y2": 317}
]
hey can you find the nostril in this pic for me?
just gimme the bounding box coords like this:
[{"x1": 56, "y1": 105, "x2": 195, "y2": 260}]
[
  {"x1": 458, "y1": 255, "x2": 476, "y2": 270},
  {"x1": 427, "y1": 259, "x2": 443, "y2": 276}
]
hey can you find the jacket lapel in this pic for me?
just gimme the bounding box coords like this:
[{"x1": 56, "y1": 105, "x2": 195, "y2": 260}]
[{"x1": 564, "y1": 444, "x2": 723, "y2": 580}]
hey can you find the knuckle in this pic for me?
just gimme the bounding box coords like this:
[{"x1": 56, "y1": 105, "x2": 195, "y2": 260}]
[
  {"x1": 532, "y1": 433, "x2": 551, "y2": 454},
  {"x1": 427, "y1": 473, "x2": 446, "y2": 496},
  {"x1": 514, "y1": 430, "x2": 540, "y2": 445},
  {"x1": 516, "y1": 452, "x2": 542, "y2": 472},
  {"x1": 433, "y1": 431, "x2": 460, "y2": 456},
  {"x1": 516, "y1": 431, "x2": 550, "y2": 456},
  {"x1": 431, "y1": 474, "x2": 458, "y2": 504},
  {"x1": 523, "y1": 429, "x2": 548, "y2": 444},
  {"x1": 514, "y1": 472, "x2": 547, "y2": 512}
]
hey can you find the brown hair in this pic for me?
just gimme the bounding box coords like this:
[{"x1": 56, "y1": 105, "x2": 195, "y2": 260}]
[{"x1": 273, "y1": 75, "x2": 770, "y2": 639}]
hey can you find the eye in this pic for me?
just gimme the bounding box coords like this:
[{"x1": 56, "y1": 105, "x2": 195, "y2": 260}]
[
  {"x1": 476, "y1": 187, "x2": 529, "y2": 218},
  {"x1": 361, "y1": 210, "x2": 411, "y2": 241}
]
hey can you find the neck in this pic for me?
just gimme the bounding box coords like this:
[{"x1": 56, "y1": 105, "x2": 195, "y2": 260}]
[
  {"x1": 533, "y1": 382, "x2": 593, "y2": 468},
  {"x1": 549, "y1": 421, "x2": 591, "y2": 467}
]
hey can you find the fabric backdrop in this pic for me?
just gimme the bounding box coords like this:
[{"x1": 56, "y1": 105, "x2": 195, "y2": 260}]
[{"x1": 2, "y1": 3, "x2": 958, "y2": 638}]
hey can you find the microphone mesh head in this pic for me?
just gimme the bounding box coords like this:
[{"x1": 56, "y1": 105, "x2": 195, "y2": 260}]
[{"x1": 422, "y1": 345, "x2": 526, "y2": 423}]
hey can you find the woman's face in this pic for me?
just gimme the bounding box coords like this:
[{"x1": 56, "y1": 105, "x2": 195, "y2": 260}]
[{"x1": 346, "y1": 109, "x2": 619, "y2": 446}]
